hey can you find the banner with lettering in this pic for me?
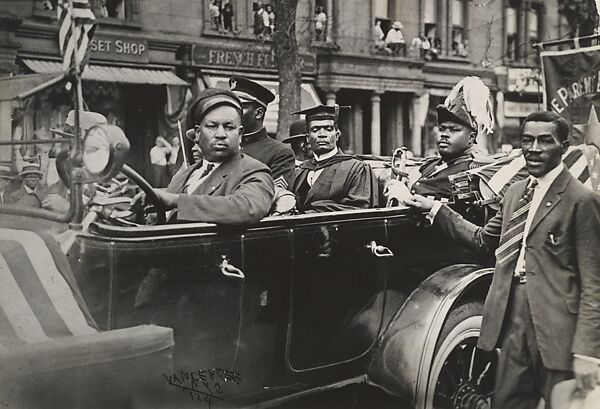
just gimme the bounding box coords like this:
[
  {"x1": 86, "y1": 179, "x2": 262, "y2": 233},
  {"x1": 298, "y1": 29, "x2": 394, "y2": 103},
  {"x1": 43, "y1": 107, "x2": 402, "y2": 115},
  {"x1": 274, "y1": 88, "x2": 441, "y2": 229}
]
[{"x1": 541, "y1": 45, "x2": 600, "y2": 147}]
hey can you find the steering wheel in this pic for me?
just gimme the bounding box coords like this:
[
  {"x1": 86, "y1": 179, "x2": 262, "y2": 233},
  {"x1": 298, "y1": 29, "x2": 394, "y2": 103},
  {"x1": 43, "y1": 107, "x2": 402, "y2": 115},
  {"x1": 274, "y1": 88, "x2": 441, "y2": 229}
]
[{"x1": 121, "y1": 164, "x2": 166, "y2": 224}]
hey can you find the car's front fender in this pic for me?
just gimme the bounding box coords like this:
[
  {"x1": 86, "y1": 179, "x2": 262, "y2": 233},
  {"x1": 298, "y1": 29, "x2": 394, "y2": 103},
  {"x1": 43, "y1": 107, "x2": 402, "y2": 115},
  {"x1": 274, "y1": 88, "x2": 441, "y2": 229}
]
[{"x1": 366, "y1": 263, "x2": 493, "y2": 408}]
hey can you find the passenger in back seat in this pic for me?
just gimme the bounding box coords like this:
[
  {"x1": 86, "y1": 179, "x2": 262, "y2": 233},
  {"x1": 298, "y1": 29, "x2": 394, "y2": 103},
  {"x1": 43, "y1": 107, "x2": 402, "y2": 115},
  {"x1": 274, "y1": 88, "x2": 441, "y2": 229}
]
[{"x1": 290, "y1": 105, "x2": 377, "y2": 213}]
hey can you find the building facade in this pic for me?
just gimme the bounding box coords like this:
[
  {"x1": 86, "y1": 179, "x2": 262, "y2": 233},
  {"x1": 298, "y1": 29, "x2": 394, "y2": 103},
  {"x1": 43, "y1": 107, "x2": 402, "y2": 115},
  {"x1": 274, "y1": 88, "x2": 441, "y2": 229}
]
[{"x1": 0, "y1": 0, "x2": 570, "y2": 178}]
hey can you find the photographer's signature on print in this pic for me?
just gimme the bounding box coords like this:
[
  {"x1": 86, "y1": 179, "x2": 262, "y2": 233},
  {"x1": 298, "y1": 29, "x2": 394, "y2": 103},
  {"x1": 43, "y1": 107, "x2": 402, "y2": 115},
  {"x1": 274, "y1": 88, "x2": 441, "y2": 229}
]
[{"x1": 163, "y1": 368, "x2": 242, "y2": 408}]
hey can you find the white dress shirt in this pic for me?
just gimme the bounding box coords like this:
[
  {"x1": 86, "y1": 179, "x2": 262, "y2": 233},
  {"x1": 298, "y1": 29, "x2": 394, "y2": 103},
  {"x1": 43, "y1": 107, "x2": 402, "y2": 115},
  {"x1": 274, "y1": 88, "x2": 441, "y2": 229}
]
[
  {"x1": 514, "y1": 162, "x2": 564, "y2": 274},
  {"x1": 307, "y1": 147, "x2": 338, "y2": 187},
  {"x1": 183, "y1": 160, "x2": 220, "y2": 194}
]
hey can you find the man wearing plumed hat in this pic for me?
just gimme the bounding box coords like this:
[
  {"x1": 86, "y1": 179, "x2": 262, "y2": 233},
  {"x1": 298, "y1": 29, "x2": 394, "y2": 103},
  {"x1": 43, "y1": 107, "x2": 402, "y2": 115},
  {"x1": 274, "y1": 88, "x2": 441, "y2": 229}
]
[
  {"x1": 229, "y1": 76, "x2": 295, "y2": 190},
  {"x1": 290, "y1": 104, "x2": 376, "y2": 212},
  {"x1": 131, "y1": 88, "x2": 274, "y2": 225},
  {"x1": 410, "y1": 76, "x2": 494, "y2": 203}
]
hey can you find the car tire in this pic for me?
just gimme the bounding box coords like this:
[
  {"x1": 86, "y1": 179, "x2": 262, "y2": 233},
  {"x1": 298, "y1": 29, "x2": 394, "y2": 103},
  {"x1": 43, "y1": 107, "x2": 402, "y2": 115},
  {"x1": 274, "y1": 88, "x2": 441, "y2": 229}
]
[{"x1": 426, "y1": 302, "x2": 498, "y2": 409}]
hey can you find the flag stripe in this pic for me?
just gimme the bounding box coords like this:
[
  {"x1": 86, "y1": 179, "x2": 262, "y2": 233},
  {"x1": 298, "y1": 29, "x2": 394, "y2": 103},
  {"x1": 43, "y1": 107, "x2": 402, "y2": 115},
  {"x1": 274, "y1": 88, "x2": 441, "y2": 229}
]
[
  {"x1": 563, "y1": 148, "x2": 583, "y2": 168},
  {"x1": 0, "y1": 229, "x2": 96, "y2": 336},
  {"x1": 0, "y1": 304, "x2": 21, "y2": 345},
  {"x1": 487, "y1": 155, "x2": 526, "y2": 194},
  {"x1": 57, "y1": 0, "x2": 96, "y2": 71},
  {"x1": 1, "y1": 240, "x2": 71, "y2": 337},
  {"x1": 0, "y1": 252, "x2": 49, "y2": 343}
]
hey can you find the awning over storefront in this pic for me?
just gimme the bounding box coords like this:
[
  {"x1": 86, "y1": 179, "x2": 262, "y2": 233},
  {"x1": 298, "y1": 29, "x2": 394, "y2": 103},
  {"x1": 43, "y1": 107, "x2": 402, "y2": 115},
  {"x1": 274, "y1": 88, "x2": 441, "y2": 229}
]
[
  {"x1": 204, "y1": 76, "x2": 321, "y2": 134},
  {"x1": 0, "y1": 73, "x2": 66, "y2": 101},
  {"x1": 22, "y1": 59, "x2": 188, "y2": 86}
]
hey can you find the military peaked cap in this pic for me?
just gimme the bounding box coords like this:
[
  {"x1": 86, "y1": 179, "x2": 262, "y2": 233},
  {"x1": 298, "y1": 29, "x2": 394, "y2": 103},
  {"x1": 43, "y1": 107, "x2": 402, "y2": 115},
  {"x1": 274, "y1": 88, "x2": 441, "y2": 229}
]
[{"x1": 229, "y1": 76, "x2": 275, "y2": 108}]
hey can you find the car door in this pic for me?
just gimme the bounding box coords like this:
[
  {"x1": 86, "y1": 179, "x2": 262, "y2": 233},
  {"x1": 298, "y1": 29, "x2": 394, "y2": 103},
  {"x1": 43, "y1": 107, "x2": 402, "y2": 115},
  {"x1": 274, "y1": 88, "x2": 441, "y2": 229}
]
[
  {"x1": 75, "y1": 225, "x2": 250, "y2": 400},
  {"x1": 287, "y1": 212, "x2": 390, "y2": 380}
]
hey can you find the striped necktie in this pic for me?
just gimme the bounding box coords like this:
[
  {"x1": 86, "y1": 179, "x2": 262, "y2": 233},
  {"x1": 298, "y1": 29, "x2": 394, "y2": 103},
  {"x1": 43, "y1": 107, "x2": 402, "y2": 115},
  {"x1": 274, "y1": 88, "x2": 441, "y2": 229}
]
[{"x1": 495, "y1": 178, "x2": 538, "y2": 265}]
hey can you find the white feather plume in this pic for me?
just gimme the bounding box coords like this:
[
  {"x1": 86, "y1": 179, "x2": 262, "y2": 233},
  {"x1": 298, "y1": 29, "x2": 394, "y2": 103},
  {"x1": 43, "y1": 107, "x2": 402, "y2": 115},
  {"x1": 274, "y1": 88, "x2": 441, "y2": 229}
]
[{"x1": 445, "y1": 76, "x2": 494, "y2": 137}]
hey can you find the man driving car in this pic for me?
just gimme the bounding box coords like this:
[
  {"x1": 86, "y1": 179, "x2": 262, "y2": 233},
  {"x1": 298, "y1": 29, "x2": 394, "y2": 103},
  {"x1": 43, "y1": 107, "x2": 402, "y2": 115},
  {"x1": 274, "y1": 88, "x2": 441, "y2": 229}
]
[{"x1": 131, "y1": 88, "x2": 275, "y2": 225}]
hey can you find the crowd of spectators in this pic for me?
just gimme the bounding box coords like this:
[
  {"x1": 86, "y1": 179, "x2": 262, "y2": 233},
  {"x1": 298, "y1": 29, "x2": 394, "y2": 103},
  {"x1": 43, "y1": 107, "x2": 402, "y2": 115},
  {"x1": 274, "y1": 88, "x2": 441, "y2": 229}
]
[{"x1": 372, "y1": 20, "x2": 469, "y2": 60}]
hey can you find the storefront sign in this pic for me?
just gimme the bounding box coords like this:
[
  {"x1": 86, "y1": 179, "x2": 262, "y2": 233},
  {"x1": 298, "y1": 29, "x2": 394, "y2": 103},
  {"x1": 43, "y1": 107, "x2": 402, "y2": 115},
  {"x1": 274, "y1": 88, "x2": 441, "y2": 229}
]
[
  {"x1": 192, "y1": 45, "x2": 316, "y2": 73},
  {"x1": 89, "y1": 35, "x2": 149, "y2": 63},
  {"x1": 503, "y1": 101, "x2": 541, "y2": 117},
  {"x1": 507, "y1": 67, "x2": 541, "y2": 94}
]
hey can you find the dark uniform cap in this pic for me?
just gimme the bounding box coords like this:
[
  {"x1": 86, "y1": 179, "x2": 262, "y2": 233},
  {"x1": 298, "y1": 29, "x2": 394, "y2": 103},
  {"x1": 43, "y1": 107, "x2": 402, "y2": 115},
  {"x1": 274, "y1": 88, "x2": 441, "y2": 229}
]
[
  {"x1": 293, "y1": 104, "x2": 350, "y2": 125},
  {"x1": 229, "y1": 76, "x2": 275, "y2": 108},
  {"x1": 436, "y1": 90, "x2": 474, "y2": 130},
  {"x1": 282, "y1": 119, "x2": 307, "y2": 143},
  {"x1": 186, "y1": 88, "x2": 243, "y2": 130}
]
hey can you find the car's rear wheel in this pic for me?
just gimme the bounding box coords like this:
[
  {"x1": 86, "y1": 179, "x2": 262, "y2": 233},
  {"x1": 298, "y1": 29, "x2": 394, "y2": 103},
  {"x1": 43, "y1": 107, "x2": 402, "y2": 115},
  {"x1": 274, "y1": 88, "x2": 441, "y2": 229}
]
[{"x1": 426, "y1": 302, "x2": 498, "y2": 409}]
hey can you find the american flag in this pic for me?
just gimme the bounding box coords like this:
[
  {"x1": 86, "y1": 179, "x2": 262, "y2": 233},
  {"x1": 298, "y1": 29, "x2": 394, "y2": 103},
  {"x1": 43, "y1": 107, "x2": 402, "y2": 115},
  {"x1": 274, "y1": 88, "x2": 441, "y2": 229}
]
[
  {"x1": 468, "y1": 145, "x2": 600, "y2": 203},
  {"x1": 57, "y1": 0, "x2": 96, "y2": 71},
  {"x1": 0, "y1": 227, "x2": 97, "y2": 345}
]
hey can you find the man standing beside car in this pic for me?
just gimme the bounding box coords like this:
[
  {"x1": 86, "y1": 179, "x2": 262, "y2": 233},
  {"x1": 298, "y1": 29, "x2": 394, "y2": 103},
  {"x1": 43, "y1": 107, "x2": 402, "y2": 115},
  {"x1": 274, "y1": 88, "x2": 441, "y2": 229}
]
[
  {"x1": 228, "y1": 76, "x2": 295, "y2": 190},
  {"x1": 404, "y1": 111, "x2": 600, "y2": 409},
  {"x1": 131, "y1": 88, "x2": 274, "y2": 225},
  {"x1": 290, "y1": 104, "x2": 376, "y2": 212}
]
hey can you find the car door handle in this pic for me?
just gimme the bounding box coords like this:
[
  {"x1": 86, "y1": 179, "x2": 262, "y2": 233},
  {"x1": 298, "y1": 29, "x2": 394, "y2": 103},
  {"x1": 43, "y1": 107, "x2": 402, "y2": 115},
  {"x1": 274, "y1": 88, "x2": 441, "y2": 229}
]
[
  {"x1": 365, "y1": 241, "x2": 394, "y2": 258},
  {"x1": 220, "y1": 255, "x2": 245, "y2": 279}
]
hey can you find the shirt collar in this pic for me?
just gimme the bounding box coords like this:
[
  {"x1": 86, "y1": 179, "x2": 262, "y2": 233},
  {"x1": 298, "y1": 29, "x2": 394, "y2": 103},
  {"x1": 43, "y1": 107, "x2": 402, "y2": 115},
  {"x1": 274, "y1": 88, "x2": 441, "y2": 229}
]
[
  {"x1": 24, "y1": 185, "x2": 35, "y2": 193},
  {"x1": 531, "y1": 162, "x2": 564, "y2": 188},
  {"x1": 202, "y1": 160, "x2": 220, "y2": 171},
  {"x1": 314, "y1": 147, "x2": 338, "y2": 162}
]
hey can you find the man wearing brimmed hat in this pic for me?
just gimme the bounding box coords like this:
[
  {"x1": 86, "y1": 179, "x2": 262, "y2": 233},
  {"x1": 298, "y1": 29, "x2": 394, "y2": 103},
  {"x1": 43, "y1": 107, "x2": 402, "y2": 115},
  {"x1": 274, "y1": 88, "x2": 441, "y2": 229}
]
[
  {"x1": 0, "y1": 165, "x2": 14, "y2": 205},
  {"x1": 283, "y1": 119, "x2": 312, "y2": 167},
  {"x1": 229, "y1": 76, "x2": 295, "y2": 190},
  {"x1": 290, "y1": 104, "x2": 376, "y2": 212},
  {"x1": 384, "y1": 21, "x2": 405, "y2": 56},
  {"x1": 10, "y1": 162, "x2": 44, "y2": 204},
  {"x1": 131, "y1": 88, "x2": 274, "y2": 225}
]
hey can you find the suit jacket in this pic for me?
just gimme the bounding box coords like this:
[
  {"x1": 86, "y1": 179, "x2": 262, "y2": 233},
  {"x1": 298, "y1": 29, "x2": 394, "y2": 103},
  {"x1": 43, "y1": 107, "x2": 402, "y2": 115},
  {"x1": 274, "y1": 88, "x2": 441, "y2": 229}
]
[
  {"x1": 241, "y1": 128, "x2": 295, "y2": 190},
  {"x1": 433, "y1": 168, "x2": 600, "y2": 370},
  {"x1": 8, "y1": 185, "x2": 29, "y2": 203},
  {"x1": 166, "y1": 153, "x2": 275, "y2": 225},
  {"x1": 291, "y1": 152, "x2": 376, "y2": 212}
]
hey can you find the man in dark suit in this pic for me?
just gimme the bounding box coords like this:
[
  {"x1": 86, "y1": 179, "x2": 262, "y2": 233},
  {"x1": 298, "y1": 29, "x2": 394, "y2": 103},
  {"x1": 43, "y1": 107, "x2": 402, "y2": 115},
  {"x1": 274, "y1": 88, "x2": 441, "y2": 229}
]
[
  {"x1": 290, "y1": 104, "x2": 376, "y2": 212},
  {"x1": 404, "y1": 111, "x2": 600, "y2": 408},
  {"x1": 229, "y1": 76, "x2": 295, "y2": 190},
  {"x1": 131, "y1": 88, "x2": 274, "y2": 225}
]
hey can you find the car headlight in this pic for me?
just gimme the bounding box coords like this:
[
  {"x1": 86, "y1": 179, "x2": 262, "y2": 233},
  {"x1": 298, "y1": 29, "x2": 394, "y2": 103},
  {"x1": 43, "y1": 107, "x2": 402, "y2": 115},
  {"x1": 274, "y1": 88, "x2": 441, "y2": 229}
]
[{"x1": 83, "y1": 125, "x2": 130, "y2": 182}]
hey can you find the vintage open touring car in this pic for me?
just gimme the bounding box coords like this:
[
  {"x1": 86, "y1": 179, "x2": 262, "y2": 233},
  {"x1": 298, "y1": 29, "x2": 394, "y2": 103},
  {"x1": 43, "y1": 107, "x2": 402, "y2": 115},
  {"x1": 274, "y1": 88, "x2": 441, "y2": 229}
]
[{"x1": 0, "y1": 73, "x2": 500, "y2": 409}]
